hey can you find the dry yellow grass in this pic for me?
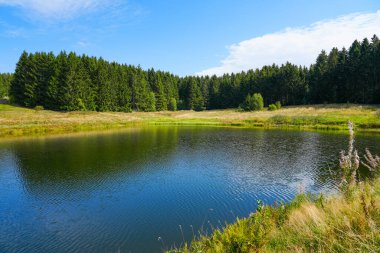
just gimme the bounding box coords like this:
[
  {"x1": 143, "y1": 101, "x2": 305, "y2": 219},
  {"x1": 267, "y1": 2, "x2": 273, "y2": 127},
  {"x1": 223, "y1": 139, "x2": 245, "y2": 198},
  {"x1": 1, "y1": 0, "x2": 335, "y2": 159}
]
[{"x1": 175, "y1": 104, "x2": 378, "y2": 120}]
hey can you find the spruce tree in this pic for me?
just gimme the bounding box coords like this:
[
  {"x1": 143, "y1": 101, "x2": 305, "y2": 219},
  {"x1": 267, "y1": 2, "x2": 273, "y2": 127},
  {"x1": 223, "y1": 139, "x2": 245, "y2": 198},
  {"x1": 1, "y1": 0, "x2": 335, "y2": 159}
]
[
  {"x1": 23, "y1": 53, "x2": 38, "y2": 107},
  {"x1": 188, "y1": 78, "x2": 204, "y2": 111},
  {"x1": 10, "y1": 51, "x2": 29, "y2": 104},
  {"x1": 154, "y1": 75, "x2": 167, "y2": 111}
]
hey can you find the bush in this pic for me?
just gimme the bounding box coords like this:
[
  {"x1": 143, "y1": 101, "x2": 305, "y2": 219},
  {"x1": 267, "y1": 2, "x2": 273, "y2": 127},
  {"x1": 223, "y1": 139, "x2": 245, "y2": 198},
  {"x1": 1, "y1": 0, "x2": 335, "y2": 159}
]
[
  {"x1": 168, "y1": 98, "x2": 177, "y2": 111},
  {"x1": 34, "y1": 105, "x2": 44, "y2": 111},
  {"x1": 268, "y1": 104, "x2": 277, "y2": 111},
  {"x1": 252, "y1": 93, "x2": 264, "y2": 111},
  {"x1": 275, "y1": 101, "x2": 281, "y2": 109},
  {"x1": 241, "y1": 95, "x2": 253, "y2": 111},
  {"x1": 242, "y1": 93, "x2": 264, "y2": 111}
]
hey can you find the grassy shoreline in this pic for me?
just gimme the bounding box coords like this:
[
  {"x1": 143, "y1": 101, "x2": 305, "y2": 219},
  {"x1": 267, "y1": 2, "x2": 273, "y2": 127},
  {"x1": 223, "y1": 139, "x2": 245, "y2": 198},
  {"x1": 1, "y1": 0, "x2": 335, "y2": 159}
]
[
  {"x1": 169, "y1": 121, "x2": 380, "y2": 252},
  {"x1": 1, "y1": 103, "x2": 380, "y2": 138},
  {"x1": 171, "y1": 179, "x2": 380, "y2": 252}
]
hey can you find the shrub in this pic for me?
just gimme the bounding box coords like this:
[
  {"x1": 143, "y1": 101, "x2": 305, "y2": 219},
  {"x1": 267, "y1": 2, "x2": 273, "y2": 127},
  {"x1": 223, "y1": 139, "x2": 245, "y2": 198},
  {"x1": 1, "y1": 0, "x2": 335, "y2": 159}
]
[
  {"x1": 252, "y1": 93, "x2": 264, "y2": 111},
  {"x1": 242, "y1": 93, "x2": 264, "y2": 111},
  {"x1": 268, "y1": 104, "x2": 277, "y2": 111},
  {"x1": 34, "y1": 105, "x2": 44, "y2": 111},
  {"x1": 168, "y1": 98, "x2": 177, "y2": 111},
  {"x1": 275, "y1": 101, "x2": 281, "y2": 109}
]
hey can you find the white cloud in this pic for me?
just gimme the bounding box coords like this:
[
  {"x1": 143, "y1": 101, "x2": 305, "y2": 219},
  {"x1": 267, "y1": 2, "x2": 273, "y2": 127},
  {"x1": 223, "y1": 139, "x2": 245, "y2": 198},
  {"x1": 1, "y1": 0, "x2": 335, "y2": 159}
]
[
  {"x1": 197, "y1": 10, "x2": 380, "y2": 76},
  {"x1": 0, "y1": 0, "x2": 111, "y2": 20}
]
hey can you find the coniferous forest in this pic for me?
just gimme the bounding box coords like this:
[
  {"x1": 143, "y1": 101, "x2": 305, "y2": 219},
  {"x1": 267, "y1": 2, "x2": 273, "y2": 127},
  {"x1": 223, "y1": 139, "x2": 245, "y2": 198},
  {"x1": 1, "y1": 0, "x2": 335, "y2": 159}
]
[{"x1": 4, "y1": 35, "x2": 380, "y2": 112}]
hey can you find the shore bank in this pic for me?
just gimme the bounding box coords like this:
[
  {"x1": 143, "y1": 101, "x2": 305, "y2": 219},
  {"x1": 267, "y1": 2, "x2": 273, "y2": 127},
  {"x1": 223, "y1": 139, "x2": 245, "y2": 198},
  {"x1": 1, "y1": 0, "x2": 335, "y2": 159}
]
[
  {"x1": 1, "y1": 104, "x2": 379, "y2": 138},
  {"x1": 171, "y1": 179, "x2": 380, "y2": 252}
]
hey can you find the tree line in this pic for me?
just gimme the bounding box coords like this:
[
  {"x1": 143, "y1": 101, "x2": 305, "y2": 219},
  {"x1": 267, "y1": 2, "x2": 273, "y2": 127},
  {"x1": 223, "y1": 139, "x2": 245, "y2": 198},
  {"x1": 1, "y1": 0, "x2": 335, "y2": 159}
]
[{"x1": 7, "y1": 35, "x2": 380, "y2": 111}]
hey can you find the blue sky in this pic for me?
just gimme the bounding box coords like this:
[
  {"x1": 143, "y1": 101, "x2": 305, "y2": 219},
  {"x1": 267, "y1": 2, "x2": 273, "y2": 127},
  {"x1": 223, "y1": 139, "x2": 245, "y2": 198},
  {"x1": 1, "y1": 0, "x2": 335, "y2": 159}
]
[{"x1": 1, "y1": 0, "x2": 380, "y2": 76}]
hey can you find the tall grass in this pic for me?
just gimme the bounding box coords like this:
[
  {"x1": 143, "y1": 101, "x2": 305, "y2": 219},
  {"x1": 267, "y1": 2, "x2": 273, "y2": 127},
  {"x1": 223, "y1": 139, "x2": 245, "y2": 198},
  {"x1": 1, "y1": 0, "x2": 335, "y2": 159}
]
[{"x1": 171, "y1": 122, "x2": 380, "y2": 253}]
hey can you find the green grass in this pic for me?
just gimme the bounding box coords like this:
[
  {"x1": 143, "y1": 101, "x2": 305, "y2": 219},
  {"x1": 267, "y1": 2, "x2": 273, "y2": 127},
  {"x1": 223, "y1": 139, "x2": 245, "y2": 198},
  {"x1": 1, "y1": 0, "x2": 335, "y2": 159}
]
[
  {"x1": 170, "y1": 179, "x2": 380, "y2": 253},
  {"x1": 0, "y1": 103, "x2": 380, "y2": 138}
]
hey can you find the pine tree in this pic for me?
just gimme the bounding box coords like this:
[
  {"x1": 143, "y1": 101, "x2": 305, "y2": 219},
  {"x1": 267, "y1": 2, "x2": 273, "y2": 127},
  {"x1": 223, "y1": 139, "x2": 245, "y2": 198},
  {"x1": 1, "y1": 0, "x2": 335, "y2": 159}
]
[
  {"x1": 10, "y1": 51, "x2": 29, "y2": 104},
  {"x1": 96, "y1": 59, "x2": 112, "y2": 111},
  {"x1": 347, "y1": 40, "x2": 361, "y2": 102},
  {"x1": 44, "y1": 52, "x2": 59, "y2": 110},
  {"x1": 23, "y1": 53, "x2": 39, "y2": 107},
  {"x1": 310, "y1": 50, "x2": 328, "y2": 103},
  {"x1": 188, "y1": 78, "x2": 204, "y2": 111},
  {"x1": 153, "y1": 74, "x2": 167, "y2": 111},
  {"x1": 132, "y1": 68, "x2": 155, "y2": 112},
  {"x1": 116, "y1": 65, "x2": 132, "y2": 112}
]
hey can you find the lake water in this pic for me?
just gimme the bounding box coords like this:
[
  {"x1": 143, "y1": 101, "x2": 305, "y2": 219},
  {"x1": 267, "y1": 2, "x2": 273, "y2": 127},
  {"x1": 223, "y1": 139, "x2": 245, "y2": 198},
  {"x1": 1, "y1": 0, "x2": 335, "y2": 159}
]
[{"x1": 0, "y1": 126, "x2": 379, "y2": 252}]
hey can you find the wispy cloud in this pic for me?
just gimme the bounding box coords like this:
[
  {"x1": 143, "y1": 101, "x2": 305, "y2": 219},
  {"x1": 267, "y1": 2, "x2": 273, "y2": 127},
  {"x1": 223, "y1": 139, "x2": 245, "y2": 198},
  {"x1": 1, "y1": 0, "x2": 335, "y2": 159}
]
[
  {"x1": 75, "y1": 40, "x2": 91, "y2": 48},
  {"x1": 5, "y1": 27, "x2": 25, "y2": 37},
  {"x1": 0, "y1": 17, "x2": 26, "y2": 38},
  {"x1": 0, "y1": 0, "x2": 116, "y2": 20},
  {"x1": 197, "y1": 10, "x2": 380, "y2": 76},
  {"x1": 0, "y1": 0, "x2": 145, "y2": 39}
]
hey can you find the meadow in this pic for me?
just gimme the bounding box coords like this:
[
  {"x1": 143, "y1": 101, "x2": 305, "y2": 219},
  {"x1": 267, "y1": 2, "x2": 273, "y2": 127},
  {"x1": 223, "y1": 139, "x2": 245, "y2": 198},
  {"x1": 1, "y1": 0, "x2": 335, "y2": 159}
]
[{"x1": 1, "y1": 103, "x2": 380, "y2": 138}]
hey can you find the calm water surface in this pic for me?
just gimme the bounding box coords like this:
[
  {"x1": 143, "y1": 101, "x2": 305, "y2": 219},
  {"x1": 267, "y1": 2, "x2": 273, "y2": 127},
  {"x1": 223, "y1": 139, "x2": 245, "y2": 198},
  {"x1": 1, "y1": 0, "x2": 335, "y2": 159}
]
[{"x1": 0, "y1": 126, "x2": 379, "y2": 252}]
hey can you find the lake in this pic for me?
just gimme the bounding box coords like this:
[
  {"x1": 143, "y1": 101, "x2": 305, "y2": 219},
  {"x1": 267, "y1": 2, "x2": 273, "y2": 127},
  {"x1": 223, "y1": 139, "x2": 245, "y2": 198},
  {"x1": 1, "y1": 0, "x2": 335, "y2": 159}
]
[{"x1": 0, "y1": 126, "x2": 379, "y2": 252}]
